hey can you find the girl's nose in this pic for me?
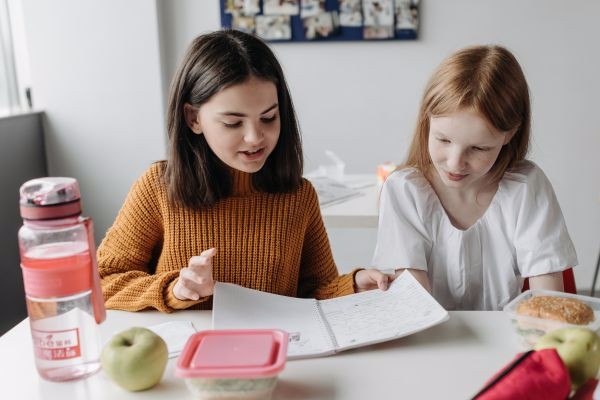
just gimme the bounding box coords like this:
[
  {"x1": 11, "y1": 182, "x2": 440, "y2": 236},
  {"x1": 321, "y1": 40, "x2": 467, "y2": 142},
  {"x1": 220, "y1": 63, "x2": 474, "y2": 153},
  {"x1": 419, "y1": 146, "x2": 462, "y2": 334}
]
[
  {"x1": 244, "y1": 123, "x2": 264, "y2": 145},
  {"x1": 448, "y1": 149, "x2": 467, "y2": 171}
]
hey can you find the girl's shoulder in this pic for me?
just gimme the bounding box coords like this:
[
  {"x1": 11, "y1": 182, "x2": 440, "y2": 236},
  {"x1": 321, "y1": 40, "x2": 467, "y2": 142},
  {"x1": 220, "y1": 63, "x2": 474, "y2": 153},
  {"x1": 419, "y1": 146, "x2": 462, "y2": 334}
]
[
  {"x1": 145, "y1": 160, "x2": 167, "y2": 179},
  {"x1": 499, "y1": 160, "x2": 558, "y2": 209},
  {"x1": 502, "y1": 160, "x2": 552, "y2": 189},
  {"x1": 129, "y1": 161, "x2": 168, "y2": 195},
  {"x1": 298, "y1": 177, "x2": 320, "y2": 201},
  {"x1": 382, "y1": 167, "x2": 436, "y2": 208},
  {"x1": 386, "y1": 166, "x2": 431, "y2": 192}
]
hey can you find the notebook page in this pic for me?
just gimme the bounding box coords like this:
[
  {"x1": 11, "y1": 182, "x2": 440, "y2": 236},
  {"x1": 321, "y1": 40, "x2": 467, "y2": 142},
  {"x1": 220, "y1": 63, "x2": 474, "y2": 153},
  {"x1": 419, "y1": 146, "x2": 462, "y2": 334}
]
[
  {"x1": 319, "y1": 271, "x2": 449, "y2": 350},
  {"x1": 212, "y1": 282, "x2": 335, "y2": 359}
]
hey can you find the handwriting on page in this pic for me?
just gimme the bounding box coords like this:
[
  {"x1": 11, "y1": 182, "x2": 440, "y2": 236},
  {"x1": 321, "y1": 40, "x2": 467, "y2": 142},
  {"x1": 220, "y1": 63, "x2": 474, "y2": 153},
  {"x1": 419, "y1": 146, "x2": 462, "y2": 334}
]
[{"x1": 320, "y1": 274, "x2": 447, "y2": 349}]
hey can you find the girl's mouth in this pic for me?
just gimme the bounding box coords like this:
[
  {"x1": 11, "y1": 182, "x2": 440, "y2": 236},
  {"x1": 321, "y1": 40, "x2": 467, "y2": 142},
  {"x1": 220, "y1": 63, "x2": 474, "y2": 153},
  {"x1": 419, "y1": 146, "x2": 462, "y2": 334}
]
[
  {"x1": 447, "y1": 171, "x2": 467, "y2": 181},
  {"x1": 240, "y1": 148, "x2": 265, "y2": 160}
]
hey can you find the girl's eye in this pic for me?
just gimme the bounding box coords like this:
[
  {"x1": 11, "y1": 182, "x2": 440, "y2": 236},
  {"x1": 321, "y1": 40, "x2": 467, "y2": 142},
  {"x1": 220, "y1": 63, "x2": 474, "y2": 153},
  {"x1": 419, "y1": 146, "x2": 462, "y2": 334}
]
[
  {"x1": 472, "y1": 146, "x2": 488, "y2": 151},
  {"x1": 261, "y1": 114, "x2": 278, "y2": 124},
  {"x1": 438, "y1": 138, "x2": 450, "y2": 143},
  {"x1": 223, "y1": 121, "x2": 242, "y2": 128}
]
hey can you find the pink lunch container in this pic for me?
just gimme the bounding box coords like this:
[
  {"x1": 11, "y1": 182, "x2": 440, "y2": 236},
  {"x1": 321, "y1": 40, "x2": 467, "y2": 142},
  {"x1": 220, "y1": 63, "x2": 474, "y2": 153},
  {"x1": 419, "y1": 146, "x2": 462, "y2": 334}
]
[{"x1": 176, "y1": 329, "x2": 288, "y2": 400}]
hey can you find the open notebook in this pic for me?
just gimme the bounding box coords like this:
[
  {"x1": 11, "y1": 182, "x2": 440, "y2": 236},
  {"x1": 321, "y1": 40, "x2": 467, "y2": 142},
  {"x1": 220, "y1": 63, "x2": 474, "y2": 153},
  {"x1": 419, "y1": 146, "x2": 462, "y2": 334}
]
[{"x1": 212, "y1": 272, "x2": 449, "y2": 359}]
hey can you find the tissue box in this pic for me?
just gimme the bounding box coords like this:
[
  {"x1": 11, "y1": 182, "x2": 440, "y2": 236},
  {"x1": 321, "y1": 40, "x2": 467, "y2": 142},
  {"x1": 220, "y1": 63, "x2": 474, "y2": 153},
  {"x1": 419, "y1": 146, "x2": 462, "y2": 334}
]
[
  {"x1": 176, "y1": 329, "x2": 288, "y2": 400},
  {"x1": 503, "y1": 290, "x2": 600, "y2": 348}
]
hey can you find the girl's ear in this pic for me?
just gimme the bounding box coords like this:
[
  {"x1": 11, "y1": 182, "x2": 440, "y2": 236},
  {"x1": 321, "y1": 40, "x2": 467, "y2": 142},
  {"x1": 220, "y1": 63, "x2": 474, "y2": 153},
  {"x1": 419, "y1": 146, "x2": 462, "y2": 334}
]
[{"x1": 184, "y1": 103, "x2": 203, "y2": 134}]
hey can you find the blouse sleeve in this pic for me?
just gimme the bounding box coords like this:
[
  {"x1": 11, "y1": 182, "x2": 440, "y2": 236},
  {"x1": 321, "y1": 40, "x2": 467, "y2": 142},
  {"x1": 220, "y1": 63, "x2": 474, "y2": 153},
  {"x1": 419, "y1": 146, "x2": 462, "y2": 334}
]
[
  {"x1": 297, "y1": 182, "x2": 357, "y2": 300},
  {"x1": 371, "y1": 170, "x2": 432, "y2": 271},
  {"x1": 513, "y1": 164, "x2": 578, "y2": 277},
  {"x1": 97, "y1": 165, "x2": 205, "y2": 312}
]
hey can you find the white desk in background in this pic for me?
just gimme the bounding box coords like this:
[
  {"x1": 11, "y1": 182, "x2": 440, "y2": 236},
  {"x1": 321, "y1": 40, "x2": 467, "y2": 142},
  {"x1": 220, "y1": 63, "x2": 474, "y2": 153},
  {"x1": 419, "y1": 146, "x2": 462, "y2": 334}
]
[
  {"x1": 313, "y1": 174, "x2": 380, "y2": 271},
  {"x1": 0, "y1": 310, "x2": 522, "y2": 400},
  {"x1": 317, "y1": 174, "x2": 380, "y2": 229}
]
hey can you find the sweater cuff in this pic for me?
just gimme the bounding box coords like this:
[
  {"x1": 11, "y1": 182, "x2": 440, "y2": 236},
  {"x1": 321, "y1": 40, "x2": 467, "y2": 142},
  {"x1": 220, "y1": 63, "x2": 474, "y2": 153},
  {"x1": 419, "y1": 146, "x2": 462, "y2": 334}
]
[
  {"x1": 164, "y1": 278, "x2": 207, "y2": 310},
  {"x1": 336, "y1": 268, "x2": 364, "y2": 296}
]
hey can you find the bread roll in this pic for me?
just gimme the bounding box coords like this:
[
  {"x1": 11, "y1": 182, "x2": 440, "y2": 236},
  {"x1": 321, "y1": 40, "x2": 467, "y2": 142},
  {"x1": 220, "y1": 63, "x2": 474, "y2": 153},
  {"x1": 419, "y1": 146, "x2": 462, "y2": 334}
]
[{"x1": 516, "y1": 296, "x2": 594, "y2": 325}]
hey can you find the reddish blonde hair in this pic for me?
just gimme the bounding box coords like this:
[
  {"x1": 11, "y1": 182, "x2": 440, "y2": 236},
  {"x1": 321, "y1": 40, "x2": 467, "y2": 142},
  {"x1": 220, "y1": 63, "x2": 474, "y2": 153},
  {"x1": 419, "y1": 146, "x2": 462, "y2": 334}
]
[{"x1": 402, "y1": 45, "x2": 531, "y2": 183}]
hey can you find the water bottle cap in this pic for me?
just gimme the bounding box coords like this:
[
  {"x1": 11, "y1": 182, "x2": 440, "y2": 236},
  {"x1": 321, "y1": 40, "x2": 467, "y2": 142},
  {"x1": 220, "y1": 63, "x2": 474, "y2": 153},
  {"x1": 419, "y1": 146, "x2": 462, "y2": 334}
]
[{"x1": 19, "y1": 177, "x2": 82, "y2": 220}]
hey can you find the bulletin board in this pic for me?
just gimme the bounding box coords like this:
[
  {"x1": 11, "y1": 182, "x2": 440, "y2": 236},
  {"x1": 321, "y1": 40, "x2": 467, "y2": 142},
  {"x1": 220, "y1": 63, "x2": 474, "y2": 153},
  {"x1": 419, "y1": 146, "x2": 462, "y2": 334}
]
[{"x1": 220, "y1": 0, "x2": 419, "y2": 42}]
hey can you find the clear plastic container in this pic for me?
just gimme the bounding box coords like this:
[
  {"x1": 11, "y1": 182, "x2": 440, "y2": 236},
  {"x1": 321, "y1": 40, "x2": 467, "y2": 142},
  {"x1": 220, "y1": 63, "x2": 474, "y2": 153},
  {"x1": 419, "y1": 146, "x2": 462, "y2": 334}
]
[
  {"x1": 176, "y1": 329, "x2": 288, "y2": 400},
  {"x1": 503, "y1": 289, "x2": 600, "y2": 348}
]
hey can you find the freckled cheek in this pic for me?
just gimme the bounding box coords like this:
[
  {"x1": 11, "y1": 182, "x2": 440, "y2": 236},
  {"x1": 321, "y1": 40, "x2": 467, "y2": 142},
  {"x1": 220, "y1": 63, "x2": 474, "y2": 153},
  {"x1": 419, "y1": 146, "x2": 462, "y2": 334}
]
[
  {"x1": 473, "y1": 154, "x2": 498, "y2": 172},
  {"x1": 429, "y1": 147, "x2": 446, "y2": 164}
]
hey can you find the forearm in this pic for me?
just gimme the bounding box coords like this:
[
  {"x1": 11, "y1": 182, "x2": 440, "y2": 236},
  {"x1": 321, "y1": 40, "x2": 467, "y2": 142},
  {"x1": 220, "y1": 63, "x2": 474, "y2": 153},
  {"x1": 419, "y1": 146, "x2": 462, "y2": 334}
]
[
  {"x1": 311, "y1": 269, "x2": 359, "y2": 299},
  {"x1": 101, "y1": 270, "x2": 181, "y2": 312},
  {"x1": 528, "y1": 271, "x2": 564, "y2": 291}
]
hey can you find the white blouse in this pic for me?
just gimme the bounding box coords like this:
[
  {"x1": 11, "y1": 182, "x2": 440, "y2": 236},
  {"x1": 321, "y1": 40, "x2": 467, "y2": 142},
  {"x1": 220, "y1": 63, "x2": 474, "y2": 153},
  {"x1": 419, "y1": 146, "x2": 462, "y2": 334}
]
[{"x1": 371, "y1": 160, "x2": 578, "y2": 310}]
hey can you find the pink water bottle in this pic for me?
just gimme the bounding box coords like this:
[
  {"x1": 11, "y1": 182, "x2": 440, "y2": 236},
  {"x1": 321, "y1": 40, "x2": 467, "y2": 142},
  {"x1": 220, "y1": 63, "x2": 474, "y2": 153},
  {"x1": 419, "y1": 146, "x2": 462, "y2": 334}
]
[{"x1": 18, "y1": 177, "x2": 106, "y2": 381}]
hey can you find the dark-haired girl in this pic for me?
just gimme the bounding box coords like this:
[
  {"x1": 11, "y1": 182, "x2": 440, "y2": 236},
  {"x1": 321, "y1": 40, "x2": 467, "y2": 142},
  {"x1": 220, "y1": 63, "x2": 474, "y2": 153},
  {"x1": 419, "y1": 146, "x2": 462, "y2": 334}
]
[{"x1": 98, "y1": 30, "x2": 390, "y2": 312}]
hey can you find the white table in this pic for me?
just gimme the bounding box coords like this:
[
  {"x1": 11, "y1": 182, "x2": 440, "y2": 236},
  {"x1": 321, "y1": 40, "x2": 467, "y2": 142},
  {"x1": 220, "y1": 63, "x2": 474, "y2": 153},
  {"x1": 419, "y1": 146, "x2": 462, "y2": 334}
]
[
  {"x1": 315, "y1": 174, "x2": 380, "y2": 271},
  {"x1": 0, "y1": 310, "x2": 524, "y2": 399},
  {"x1": 318, "y1": 174, "x2": 380, "y2": 229}
]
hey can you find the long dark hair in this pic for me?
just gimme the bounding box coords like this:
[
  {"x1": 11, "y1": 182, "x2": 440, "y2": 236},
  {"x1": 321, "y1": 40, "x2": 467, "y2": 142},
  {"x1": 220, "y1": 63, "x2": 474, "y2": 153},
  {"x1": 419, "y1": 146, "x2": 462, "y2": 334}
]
[
  {"x1": 403, "y1": 45, "x2": 531, "y2": 184},
  {"x1": 164, "y1": 29, "x2": 303, "y2": 209}
]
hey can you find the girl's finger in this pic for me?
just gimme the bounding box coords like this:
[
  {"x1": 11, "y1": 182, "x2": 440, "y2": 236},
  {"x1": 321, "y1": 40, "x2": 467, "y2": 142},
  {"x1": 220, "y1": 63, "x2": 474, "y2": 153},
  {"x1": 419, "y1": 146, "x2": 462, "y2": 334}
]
[
  {"x1": 188, "y1": 255, "x2": 210, "y2": 267},
  {"x1": 174, "y1": 279, "x2": 200, "y2": 301},
  {"x1": 377, "y1": 274, "x2": 390, "y2": 291},
  {"x1": 200, "y1": 247, "x2": 217, "y2": 257}
]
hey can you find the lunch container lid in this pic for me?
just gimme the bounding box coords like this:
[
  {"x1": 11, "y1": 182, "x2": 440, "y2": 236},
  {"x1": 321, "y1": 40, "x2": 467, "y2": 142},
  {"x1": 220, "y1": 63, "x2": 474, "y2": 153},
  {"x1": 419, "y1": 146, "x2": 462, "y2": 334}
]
[{"x1": 176, "y1": 329, "x2": 288, "y2": 379}]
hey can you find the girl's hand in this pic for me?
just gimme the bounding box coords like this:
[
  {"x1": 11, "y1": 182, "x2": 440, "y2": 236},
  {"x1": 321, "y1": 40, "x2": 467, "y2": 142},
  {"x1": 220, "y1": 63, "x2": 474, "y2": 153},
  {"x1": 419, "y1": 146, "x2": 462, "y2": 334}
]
[
  {"x1": 354, "y1": 268, "x2": 394, "y2": 292},
  {"x1": 173, "y1": 248, "x2": 216, "y2": 301}
]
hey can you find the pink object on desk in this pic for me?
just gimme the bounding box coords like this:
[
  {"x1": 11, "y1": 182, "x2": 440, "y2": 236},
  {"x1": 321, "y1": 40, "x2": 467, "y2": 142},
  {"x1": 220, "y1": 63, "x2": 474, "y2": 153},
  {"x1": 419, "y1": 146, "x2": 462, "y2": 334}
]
[{"x1": 176, "y1": 329, "x2": 288, "y2": 378}]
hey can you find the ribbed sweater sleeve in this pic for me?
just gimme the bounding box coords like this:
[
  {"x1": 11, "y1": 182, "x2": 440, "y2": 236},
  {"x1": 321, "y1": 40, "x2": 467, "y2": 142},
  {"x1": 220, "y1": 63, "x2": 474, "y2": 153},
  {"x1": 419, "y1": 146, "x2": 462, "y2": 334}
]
[{"x1": 97, "y1": 164, "x2": 201, "y2": 312}]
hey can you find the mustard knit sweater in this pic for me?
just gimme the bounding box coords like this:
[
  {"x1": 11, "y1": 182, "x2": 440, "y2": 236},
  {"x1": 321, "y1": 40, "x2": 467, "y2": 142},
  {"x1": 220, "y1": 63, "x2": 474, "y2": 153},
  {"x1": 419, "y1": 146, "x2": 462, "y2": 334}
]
[{"x1": 98, "y1": 162, "x2": 358, "y2": 312}]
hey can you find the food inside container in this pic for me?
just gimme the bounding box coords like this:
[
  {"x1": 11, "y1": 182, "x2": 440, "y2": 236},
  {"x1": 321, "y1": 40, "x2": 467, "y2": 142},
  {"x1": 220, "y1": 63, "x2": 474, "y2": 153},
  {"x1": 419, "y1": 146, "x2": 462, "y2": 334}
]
[
  {"x1": 503, "y1": 289, "x2": 600, "y2": 348},
  {"x1": 176, "y1": 329, "x2": 288, "y2": 400}
]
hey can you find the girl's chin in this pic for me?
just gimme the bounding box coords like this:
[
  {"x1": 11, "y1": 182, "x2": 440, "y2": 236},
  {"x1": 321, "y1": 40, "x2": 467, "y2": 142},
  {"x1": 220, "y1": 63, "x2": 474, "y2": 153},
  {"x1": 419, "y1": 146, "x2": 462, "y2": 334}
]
[{"x1": 229, "y1": 158, "x2": 268, "y2": 173}]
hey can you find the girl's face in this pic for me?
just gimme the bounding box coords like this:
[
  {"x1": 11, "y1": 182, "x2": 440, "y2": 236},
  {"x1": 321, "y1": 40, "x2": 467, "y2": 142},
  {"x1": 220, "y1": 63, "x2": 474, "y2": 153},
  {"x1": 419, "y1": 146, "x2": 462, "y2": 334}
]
[
  {"x1": 185, "y1": 76, "x2": 280, "y2": 173},
  {"x1": 428, "y1": 109, "x2": 513, "y2": 190}
]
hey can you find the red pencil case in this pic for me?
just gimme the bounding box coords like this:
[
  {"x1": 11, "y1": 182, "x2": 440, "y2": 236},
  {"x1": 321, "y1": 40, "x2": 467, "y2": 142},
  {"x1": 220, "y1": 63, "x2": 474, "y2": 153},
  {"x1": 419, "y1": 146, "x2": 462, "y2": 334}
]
[{"x1": 472, "y1": 349, "x2": 571, "y2": 400}]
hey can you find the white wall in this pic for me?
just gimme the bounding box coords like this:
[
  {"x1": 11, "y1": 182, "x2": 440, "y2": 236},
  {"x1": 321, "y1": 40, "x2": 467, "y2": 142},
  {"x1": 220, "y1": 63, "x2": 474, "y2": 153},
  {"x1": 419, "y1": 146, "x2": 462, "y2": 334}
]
[
  {"x1": 20, "y1": 0, "x2": 600, "y2": 290},
  {"x1": 20, "y1": 0, "x2": 166, "y2": 242},
  {"x1": 160, "y1": 0, "x2": 600, "y2": 290}
]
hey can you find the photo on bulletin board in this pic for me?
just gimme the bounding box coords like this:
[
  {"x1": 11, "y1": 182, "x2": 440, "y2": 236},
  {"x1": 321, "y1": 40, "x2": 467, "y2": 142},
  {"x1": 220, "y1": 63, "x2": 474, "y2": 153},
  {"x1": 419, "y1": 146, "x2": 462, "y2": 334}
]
[{"x1": 220, "y1": 0, "x2": 420, "y2": 42}]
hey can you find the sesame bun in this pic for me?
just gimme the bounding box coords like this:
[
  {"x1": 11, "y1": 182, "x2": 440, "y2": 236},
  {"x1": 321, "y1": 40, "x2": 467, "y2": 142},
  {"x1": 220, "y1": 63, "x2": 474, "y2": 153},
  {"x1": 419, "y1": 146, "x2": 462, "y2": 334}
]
[{"x1": 516, "y1": 296, "x2": 595, "y2": 325}]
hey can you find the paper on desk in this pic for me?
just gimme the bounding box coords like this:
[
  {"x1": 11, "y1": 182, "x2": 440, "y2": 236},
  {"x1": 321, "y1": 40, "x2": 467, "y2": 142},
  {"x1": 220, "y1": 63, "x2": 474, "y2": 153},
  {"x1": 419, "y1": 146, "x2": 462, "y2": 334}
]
[
  {"x1": 147, "y1": 320, "x2": 197, "y2": 358},
  {"x1": 308, "y1": 176, "x2": 363, "y2": 207}
]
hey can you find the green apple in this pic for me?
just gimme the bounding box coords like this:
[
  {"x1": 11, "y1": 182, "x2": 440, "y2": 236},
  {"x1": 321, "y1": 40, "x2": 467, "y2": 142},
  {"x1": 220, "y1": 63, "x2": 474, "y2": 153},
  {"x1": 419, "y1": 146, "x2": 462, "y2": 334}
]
[
  {"x1": 534, "y1": 327, "x2": 600, "y2": 389},
  {"x1": 101, "y1": 327, "x2": 168, "y2": 391}
]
